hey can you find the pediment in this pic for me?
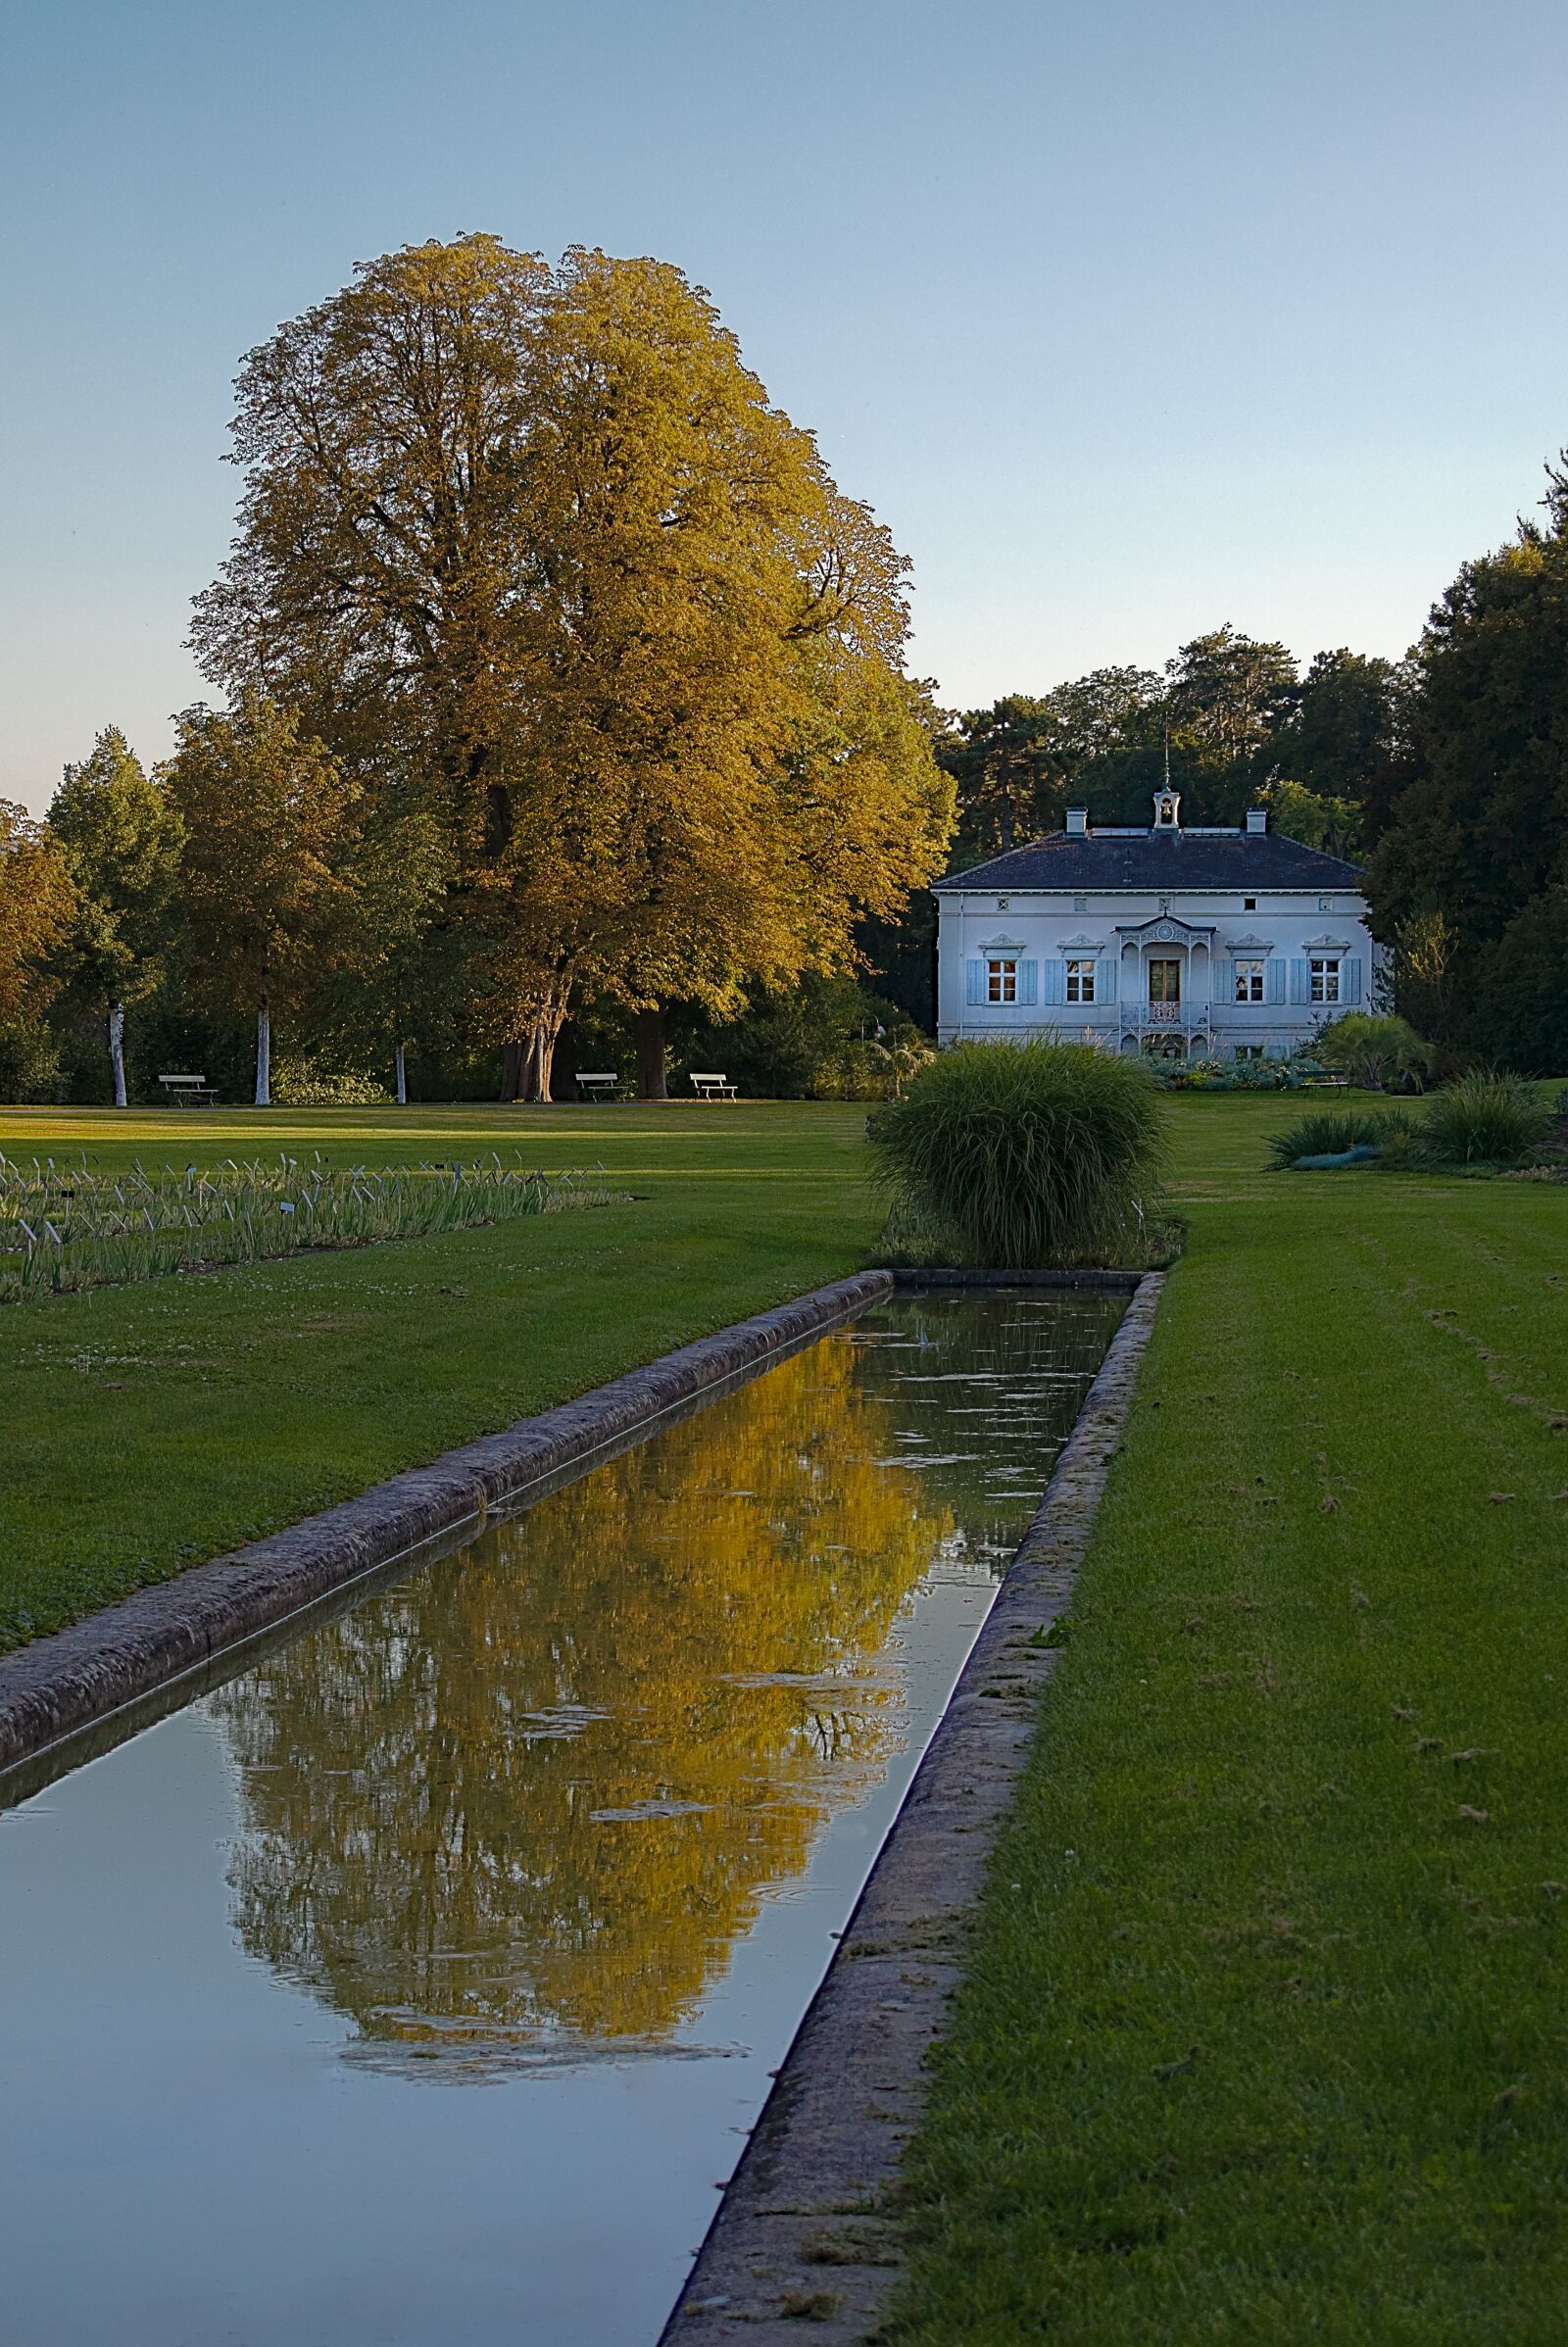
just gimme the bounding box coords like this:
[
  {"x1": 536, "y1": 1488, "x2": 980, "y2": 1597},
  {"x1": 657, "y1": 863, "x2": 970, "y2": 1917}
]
[
  {"x1": 1115, "y1": 914, "x2": 1216, "y2": 942},
  {"x1": 977, "y1": 933, "x2": 1028, "y2": 953},
  {"x1": 1302, "y1": 933, "x2": 1350, "y2": 952},
  {"x1": 1057, "y1": 932, "x2": 1108, "y2": 952},
  {"x1": 1223, "y1": 933, "x2": 1274, "y2": 953}
]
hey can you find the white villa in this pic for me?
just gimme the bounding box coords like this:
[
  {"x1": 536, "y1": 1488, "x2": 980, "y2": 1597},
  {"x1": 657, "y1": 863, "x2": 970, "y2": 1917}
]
[{"x1": 933, "y1": 791, "x2": 1381, "y2": 1060}]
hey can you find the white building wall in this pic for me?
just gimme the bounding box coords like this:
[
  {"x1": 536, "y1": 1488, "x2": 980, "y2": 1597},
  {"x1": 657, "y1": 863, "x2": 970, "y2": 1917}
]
[{"x1": 936, "y1": 885, "x2": 1380, "y2": 1057}]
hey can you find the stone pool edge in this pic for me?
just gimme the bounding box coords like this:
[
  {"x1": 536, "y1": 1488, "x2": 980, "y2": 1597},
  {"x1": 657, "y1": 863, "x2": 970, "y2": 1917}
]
[
  {"x1": 660, "y1": 1267, "x2": 1165, "y2": 2346},
  {"x1": 0, "y1": 1269, "x2": 898, "y2": 1778}
]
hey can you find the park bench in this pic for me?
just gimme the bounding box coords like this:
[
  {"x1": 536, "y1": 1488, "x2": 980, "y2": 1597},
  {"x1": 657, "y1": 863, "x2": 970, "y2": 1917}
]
[
  {"x1": 690, "y1": 1072, "x2": 738, "y2": 1100},
  {"x1": 574, "y1": 1071, "x2": 620, "y2": 1102},
  {"x1": 158, "y1": 1073, "x2": 220, "y2": 1107},
  {"x1": 1300, "y1": 1073, "x2": 1349, "y2": 1089}
]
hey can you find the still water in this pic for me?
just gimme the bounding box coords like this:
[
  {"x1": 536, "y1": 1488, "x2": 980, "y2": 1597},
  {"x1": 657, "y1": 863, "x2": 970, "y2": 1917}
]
[{"x1": 0, "y1": 1290, "x2": 1119, "y2": 2347}]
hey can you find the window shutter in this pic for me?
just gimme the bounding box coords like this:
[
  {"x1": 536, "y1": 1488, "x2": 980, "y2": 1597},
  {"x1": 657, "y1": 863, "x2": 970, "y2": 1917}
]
[
  {"x1": 1290, "y1": 959, "x2": 1309, "y2": 1005},
  {"x1": 1018, "y1": 958, "x2": 1039, "y2": 1006},
  {"x1": 1099, "y1": 954, "x2": 1117, "y2": 1003},
  {"x1": 965, "y1": 958, "x2": 984, "y2": 1006},
  {"x1": 1220, "y1": 956, "x2": 1233, "y2": 1003},
  {"x1": 1344, "y1": 956, "x2": 1362, "y2": 1003},
  {"x1": 1265, "y1": 957, "x2": 1286, "y2": 1005},
  {"x1": 1041, "y1": 957, "x2": 1064, "y2": 1005}
]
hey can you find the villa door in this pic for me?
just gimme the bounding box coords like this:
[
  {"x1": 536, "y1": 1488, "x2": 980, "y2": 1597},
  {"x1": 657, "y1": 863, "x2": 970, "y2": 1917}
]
[{"x1": 1148, "y1": 957, "x2": 1182, "y2": 1004}]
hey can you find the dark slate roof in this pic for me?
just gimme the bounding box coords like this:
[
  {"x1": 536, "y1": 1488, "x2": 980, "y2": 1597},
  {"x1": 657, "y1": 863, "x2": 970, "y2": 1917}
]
[{"x1": 932, "y1": 829, "x2": 1365, "y2": 894}]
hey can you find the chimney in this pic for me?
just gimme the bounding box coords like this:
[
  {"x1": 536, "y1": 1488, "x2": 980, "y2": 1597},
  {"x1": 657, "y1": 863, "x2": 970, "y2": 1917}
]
[
  {"x1": 1065, "y1": 807, "x2": 1088, "y2": 837},
  {"x1": 1246, "y1": 807, "x2": 1267, "y2": 835}
]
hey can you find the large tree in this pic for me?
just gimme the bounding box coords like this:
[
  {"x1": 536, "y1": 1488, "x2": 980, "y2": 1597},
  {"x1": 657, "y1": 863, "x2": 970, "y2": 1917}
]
[
  {"x1": 167, "y1": 695, "x2": 360, "y2": 1104},
  {"x1": 193, "y1": 236, "x2": 951, "y2": 1100},
  {"x1": 48, "y1": 727, "x2": 183, "y2": 1105},
  {"x1": 0, "y1": 801, "x2": 74, "y2": 1023},
  {"x1": 1368, "y1": 461, "x2": 1568, "y2": 1064}
]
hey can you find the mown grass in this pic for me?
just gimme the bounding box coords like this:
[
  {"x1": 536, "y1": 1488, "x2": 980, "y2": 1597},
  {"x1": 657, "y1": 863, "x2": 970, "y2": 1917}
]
[
  {"x1": 8, "y1": 1093, "x2": 1568, "y2": 2335},
  {"x1": 890, "y1": 1141, "x2": 1568, "y2": 2342},
  {"x1": 0, "y1": 1102, "x2": 880, "y2": 1649}
]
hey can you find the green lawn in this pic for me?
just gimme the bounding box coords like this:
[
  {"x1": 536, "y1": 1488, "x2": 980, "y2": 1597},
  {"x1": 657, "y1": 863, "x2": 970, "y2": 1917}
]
[
  {"x1": 0, "y1": 1102, "x2": 881, "y2": 1648},
  {"x1": 892, "y1": 1108, "x2": 1568, "y2": 2343},
  {"x1": 6, "y1": 1092, "x2": 1568, "y2": 2337}
]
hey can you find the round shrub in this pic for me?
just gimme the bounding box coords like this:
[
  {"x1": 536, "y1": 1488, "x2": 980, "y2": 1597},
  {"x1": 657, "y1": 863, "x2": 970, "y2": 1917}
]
[
  {"x1": 865, "y1": 1041, "x2": 1168, "y2": 1269},
  {"x1": 1418, "y1": 1071, "x2": 1551, "y2": 1167}
]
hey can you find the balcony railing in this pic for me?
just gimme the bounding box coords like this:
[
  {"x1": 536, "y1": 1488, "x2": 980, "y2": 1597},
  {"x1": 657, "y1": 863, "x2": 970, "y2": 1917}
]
[{"x1": 1145, "y1": 1000, "x2": 1182, "y2": 1024}]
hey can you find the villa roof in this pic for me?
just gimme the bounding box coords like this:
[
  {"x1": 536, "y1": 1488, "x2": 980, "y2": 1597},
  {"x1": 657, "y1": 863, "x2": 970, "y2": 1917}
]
[{"x1": 932, "y1": 829, "x2": 1366, "y2": 895}]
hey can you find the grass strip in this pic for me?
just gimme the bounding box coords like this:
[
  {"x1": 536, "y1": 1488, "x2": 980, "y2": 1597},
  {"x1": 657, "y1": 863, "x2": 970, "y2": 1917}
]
[
  {"x1": 890, "y1": 1168, "x2": 1568, "y2": 2342},
  {"x1": 0, "y1": 1103, "x2": 879, "y2": 1650}
]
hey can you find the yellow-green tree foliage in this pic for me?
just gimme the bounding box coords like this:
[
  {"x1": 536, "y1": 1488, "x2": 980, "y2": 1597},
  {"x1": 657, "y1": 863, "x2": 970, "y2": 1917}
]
[
  {"x1": 167, "y1": 694, "x2": 360, "y2": 1100},
  {"x1": 0, "y1": 800, "x2": 75, "y2": 1021},
  {"x1": 213, "y1": 1338, "x2": 954, "y2": 2050},
  {"x1": 193, "y1": 236, "x2": 954, "y2": 1097}
]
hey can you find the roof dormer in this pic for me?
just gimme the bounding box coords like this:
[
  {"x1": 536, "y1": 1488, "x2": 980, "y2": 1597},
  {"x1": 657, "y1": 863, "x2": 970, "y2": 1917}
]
[{"x1": 1152, "y1": 789, "x2": 1181, "y2": 830}]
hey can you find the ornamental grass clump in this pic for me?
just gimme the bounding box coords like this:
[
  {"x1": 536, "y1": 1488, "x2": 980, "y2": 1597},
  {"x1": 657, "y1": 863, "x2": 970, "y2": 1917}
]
[
  {"x1": 866, "y1": 1041, "x2": 1169, "y2": 1269},
  {"x1": 1418, "y1": 1071, "x2": 1551, "y2": 1168},
  {"x1": 1265, "y1": 1106, "x2": 1399, "y2": 1170},
  {"x1": 0, "y1": 1152, "x2": 615, "y2": 1304}
]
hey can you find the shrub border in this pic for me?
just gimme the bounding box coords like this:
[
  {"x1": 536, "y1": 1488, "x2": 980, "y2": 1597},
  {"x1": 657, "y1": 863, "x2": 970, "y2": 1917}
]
[{"x1": 660, "y1": 1267, "x2": 1163, "y2": 2344}]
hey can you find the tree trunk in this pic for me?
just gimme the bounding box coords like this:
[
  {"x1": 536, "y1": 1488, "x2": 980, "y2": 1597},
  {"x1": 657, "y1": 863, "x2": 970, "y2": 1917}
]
[
  {"x1": 635, "y1": 1005, "x2": 668, "y2": 1100},
  {"x1": 108, "y1": 1003, "x2": 127, "y2": 1109},
  {"x1": 255, "y1": 1004, "x2": 271, "y2": 1107},
  {"x1": 394, "y1": 1042, "x2": 407, "y2": 1105},
  {"x1": 514, "y1": 1001, "x2": 568, "y2": 1102},
  {"x1": 500, "y1": 1040, "x2": 525, "y2": 1100}
]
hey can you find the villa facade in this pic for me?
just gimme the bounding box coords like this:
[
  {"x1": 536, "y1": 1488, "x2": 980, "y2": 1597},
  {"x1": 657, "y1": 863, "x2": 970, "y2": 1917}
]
[{"x1": 933, "y1": 792, "x2": 1381, "y2": 1060}]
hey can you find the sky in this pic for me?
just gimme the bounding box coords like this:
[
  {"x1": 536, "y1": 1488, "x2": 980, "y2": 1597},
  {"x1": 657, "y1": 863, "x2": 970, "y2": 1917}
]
[{"x1": 3, "y1": 0, "x2": 1565, "y2": 810}]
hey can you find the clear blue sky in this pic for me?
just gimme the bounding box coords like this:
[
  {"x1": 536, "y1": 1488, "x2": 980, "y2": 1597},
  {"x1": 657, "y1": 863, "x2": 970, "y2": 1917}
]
[{"x1": 3, "y1": 0, "x2": 1564, "y2": 809}]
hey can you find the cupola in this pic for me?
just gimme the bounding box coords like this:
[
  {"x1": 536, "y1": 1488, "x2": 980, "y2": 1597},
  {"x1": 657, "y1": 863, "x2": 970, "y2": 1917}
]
[{"x1": 1152, "y1": 789, "x2": 1181, "y2": 830}]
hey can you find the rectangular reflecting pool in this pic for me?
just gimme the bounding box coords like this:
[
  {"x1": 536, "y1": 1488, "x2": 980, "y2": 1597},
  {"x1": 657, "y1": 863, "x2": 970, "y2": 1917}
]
[{"x1": 0, "y1": 1289, "x2": 1120, "y2": 2346}]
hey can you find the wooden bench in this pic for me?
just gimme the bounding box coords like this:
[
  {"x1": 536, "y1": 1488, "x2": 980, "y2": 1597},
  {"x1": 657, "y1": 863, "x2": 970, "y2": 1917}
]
[
  {"x1": 690, "y1": 1072, "x2": 738, "y2": 1100},
  {"x1": 158, "y1": 1073, "x2": 220, "y2": 1107},
  {"x1": 573, "y1": 1071, "x2": 620, "y2": 1102},
  {"x1": 1300, "y1": 1073, "x2": 1350, "y2": 1089}
]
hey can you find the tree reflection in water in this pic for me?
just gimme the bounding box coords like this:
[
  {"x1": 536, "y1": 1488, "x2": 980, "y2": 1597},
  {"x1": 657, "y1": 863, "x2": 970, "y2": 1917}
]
[
  {"x1": 212, "y1": 1295, "x2": 1120, "y2": 2065},
  {"x1": 213, "y1": 1335, "x2": 953, "y2": 2058}
]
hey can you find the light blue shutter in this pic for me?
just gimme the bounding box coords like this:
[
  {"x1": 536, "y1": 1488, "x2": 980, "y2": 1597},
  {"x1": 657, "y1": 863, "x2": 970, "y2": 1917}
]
[
  {"x1": 1290, "y1": 959, "x2": 1309, "y2": 1005},
  {"x1": 1099, "y1": 954, "x2": 1117, "y2": 1003},
  {"x1": 1265, "y1": 957, "x2": 1286, "y2": 1005},
  {"x1": 1220, "y1": 956, "x2": 1234, "y2": 1004},
  {"x1": 966, "y1": 958, "x2": 984, "y2": 1006},
  {"x1": 1042, "y1": 957, "x2": 1065, "y2": 1006},
  {"x1": 1018, "y1": 959, "x2": 1039, "y2": 1005},
  {"x1": 1344, "y1": 956, "x2": 1362, "y2": 1003}
]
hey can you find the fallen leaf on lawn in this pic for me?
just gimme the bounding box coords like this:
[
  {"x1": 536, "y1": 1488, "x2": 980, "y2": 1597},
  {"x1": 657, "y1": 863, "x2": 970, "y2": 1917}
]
[{"x1": 1458, "y1": 1805, "x2": 1491, "y2": 1823}]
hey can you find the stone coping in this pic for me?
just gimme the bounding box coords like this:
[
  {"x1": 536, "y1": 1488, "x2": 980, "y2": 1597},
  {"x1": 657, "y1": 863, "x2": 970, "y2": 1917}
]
[
  {"x1": 659, "y1": 1270, "x2": 1165, "y2": 2345},
  {"x1": 0, "y1": 1269, "x2": 896, "y2": 1782}
]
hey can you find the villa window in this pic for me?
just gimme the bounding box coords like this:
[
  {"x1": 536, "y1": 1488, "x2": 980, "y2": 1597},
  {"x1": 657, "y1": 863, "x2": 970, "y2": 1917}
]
[
  {"x1": 1065, "y1": 958, "x2": 1096, "y2": 1003},
  {"x1": 1234, "y1": 958, "x2": 1264, "y2": 1003},
  {"x1": 1073, "y1": 896, "x2": 1089, "y2": 913},
  {"x1": 1148, "y1": 957, "x2": 1181, "y2": 1004},
  {"x1": 1309, "y1": 956, "x2": 1341, "y2": 1004},
  {"x1": 1244, "y1": 897, "x2": 1257, "y2": 912},
  {"x1": 987, "y1": 956, "x2": 1018, "y2": 1004}
]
